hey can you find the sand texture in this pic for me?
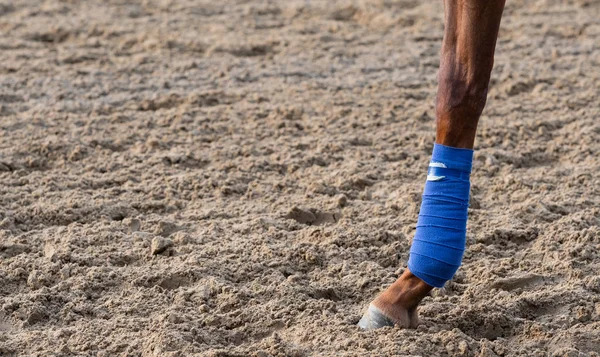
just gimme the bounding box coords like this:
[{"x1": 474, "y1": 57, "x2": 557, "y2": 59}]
[{"x1": 1, "y1": 0, "x2": 599, "y2": 356}]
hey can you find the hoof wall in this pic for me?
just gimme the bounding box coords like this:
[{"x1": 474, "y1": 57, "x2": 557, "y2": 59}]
[{"x1": 357, "y1": 304, "x2": 395, "y2": 330}]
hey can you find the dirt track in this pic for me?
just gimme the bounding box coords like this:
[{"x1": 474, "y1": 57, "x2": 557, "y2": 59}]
[{"x1": 0, "y1": 0, "x2": 599, "y2": 356}]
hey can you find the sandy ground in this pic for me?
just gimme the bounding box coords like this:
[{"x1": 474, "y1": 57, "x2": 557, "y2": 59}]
[{"x1": 0, "y1": 0, "x2": 599, "y2": 356}]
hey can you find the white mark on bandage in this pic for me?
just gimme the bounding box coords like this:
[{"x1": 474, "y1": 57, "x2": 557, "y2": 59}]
[
  {"x1": 429, "y1": 162, "x2": 447, "y2": 168},
  {"x1": 427, "y1": 175, "x2": 445, "y2": 181},
  {"x1": 427, "y1": 162, "x2": 446, "y2": 181}
]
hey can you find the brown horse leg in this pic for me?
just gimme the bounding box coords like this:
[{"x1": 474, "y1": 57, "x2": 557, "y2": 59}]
[{"x1": 359, "y1": 0, "x2": 506, "y2": 330}]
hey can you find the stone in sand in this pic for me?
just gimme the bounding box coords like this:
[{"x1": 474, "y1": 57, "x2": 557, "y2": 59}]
[{"x1": 150, "y1": 237, "x2": 173, "y2": 255}]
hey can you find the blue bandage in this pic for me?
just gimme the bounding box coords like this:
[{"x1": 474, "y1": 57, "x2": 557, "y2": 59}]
[{"x1": 407, "y1": 143, "x2": 473, "y2": 288}]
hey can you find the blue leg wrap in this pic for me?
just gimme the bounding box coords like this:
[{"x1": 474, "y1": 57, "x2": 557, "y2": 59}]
[{"x1": 407, "y1": 143, "x2": 474, "y2": 288}]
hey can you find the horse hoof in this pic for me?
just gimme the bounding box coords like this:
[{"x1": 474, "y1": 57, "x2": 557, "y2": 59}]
[{"x1": 357, "y1": 304, "x2": 395, "y2": 330}]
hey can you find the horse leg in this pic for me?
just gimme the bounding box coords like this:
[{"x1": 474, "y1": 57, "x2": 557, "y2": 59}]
[{"x1": 359, "y1": 0, "x2": 506, "y2": 330}]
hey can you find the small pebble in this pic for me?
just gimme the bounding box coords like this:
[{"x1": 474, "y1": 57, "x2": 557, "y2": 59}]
[
  {"x1": 44, "y1": 244, "x2": 56, "y2": 261},
  {"x1": 336, "y1": 194, "x2": 348, "y2": 207},
  {"x1": 151, "y1": 237, "x2": 173, "y2": 255}
]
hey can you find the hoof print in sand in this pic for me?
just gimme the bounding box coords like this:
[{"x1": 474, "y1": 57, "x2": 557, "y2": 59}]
[
  {"x1": 338, "y1": 176, "x2": 376, "y2": 192},
  {"x1": 308, "y1": 287, "x2": 340, "y2": 301},
  {"x1": 479, "y1": 227, "x2": 539, "y2": 245},
  {"x1": 0, "y1": 243, "x2": 29, "y2": 259},
  {"x1": 285, "y1": 207, "x2": 340, "y2": 226},
  {"x1": 490, "y1": 273, "x2": 546, "y2": 292},
  {"x1": 0, "y1": 313, "x2": 15, "y2": 332},
  {"x1": 329, "y1": 6, "x2": 358, "y2": 22},
  {"x1": 124, "y1": 218, "x2": 141, "y2": 233}
]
